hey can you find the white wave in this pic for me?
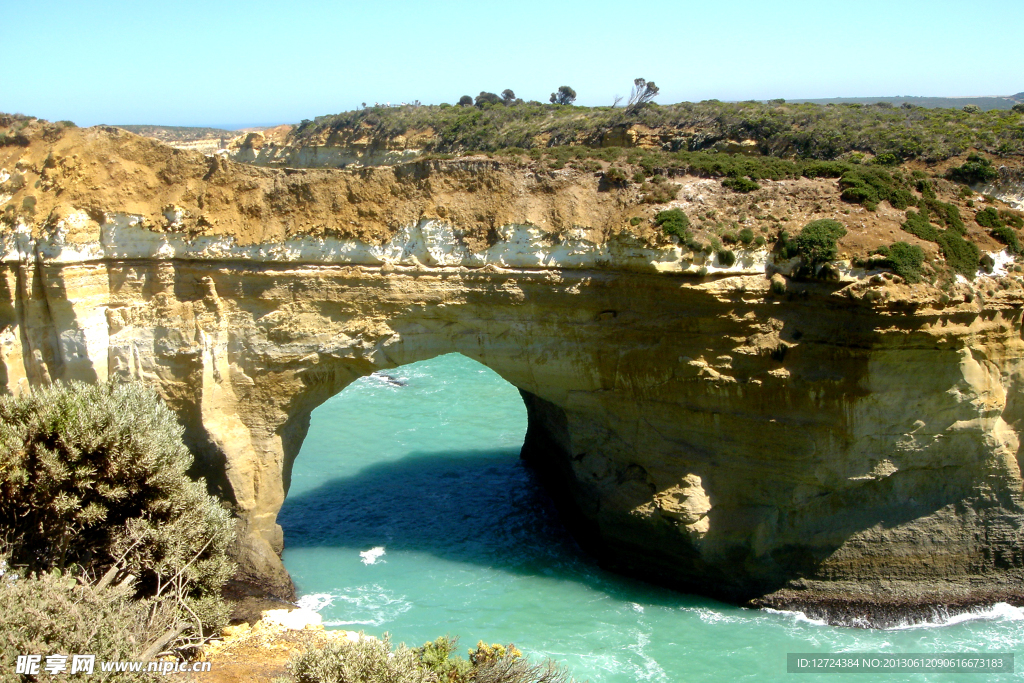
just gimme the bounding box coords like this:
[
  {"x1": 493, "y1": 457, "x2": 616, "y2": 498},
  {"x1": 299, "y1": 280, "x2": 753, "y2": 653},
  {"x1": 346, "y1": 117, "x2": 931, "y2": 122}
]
[
  {"x1": 681, "y1": 606, "x2": 744, "y2": 625},
  {"x1": 296, "y1": 593, "x2": 335, "y2": 612},
  {"x1": 761, "y1": 602, "x2": 1024, "y2": 630},
  {"x1": 626, "y1": 627, "x2": 668, "y2": 682},
  {"x1": 888, "y1": 602, "x2": 1024, "y2": 630},
  {"x1": 628, "y1": 602, "x2": 645, "y2": 614},
  {"x1": 367, "y1": 372, "x2": 407, "y2": 388},
  {"x1": 360, "y1": 546, "x2": 387, "y2": 565},
  {"x1": 304, "y1": 584, "x2": 412, "y2": 628},
  {"x1": 762, "y1": 607, "x2": 828, "y2": 627}
]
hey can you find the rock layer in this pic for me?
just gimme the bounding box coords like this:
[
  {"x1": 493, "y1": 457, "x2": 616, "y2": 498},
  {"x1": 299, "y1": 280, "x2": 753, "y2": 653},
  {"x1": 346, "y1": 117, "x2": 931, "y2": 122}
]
[{"x1": 3, "y1": 127, "x2": 1024, "y2": 616}]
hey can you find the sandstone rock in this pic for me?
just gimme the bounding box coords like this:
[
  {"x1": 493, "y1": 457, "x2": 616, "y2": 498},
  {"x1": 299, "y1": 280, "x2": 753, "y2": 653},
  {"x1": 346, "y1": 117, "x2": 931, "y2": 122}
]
[{"x1": 2, "y1": 125, "x2": 1024, "y2": 618}]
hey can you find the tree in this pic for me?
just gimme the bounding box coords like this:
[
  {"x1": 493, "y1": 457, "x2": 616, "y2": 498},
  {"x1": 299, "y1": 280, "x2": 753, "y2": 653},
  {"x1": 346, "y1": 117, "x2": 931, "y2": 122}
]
[
  {"x1": 501, "y1": 89, "x2": 517, "y2": 104},
  {"x1": 458, "y1": 95, "x2": 473, "y2": 106},
  {"x1": 550, "y1": 85, "x2": 576, "y2": 105},
  {"x1": 626, "y1": 78, "x2": 659, "y2": 114},
  {"x1": 611, "y1": 94, "x2": 623, "y2": 108},
  {"x1": 1012, "y1": 103, "x2": 1024, "y2": 113},
  {"x1": 475, "y1": 91, "x2": 501, "y2": 107},
  {"x1": 962, "y1": 104, "x2": 981, "y2": 113}
]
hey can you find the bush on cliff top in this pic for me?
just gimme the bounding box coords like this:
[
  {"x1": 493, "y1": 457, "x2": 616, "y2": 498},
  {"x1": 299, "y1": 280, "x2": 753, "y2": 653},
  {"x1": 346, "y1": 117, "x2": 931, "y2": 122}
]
[
  {"x1": 288, "y1": 634, "x2": 576, "y2": 683},
  {"x1": 721, "y1": 176, "x2": 760, "y2": 193},
  {"x1": 783, "y1": 219, "x2": 847, "y2": 265},
  {"x1": 936, "y1": 231, "x2": 981, "y2": 278},
  {"x1": 838, "y1": 167, "x2": 915, "y2": 211},
  {"x1": 654, "y1": 208, "x2": 690, "y2": 238},
  {"x1": 874, "y1": 242, "x2": 925, "y2": 283},
  {"x1": 0, "y1": 566, "x2": 160, "y2": 682},
  {"x1": 947, "y1": 153, "x2": 999, "y2": 185},
  {"x1": 900, "y1": 205, "x2": 982, "y2": 278},
  {"x1": 0, "y1": 380, "x2": 235, "y2": 638}
]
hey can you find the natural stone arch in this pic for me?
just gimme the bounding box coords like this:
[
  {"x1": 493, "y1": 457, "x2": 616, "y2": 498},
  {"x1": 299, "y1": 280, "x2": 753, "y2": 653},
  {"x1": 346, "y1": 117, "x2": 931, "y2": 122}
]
[{"x1": 3, "y1": 256, "x2": 1024, "y2": 612}]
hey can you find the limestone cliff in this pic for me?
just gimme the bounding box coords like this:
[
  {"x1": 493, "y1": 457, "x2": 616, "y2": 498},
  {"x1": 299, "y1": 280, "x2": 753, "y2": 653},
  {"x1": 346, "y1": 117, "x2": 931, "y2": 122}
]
[{"x1": 3, "y1": 123, "x2": 1024, "y2": 620}]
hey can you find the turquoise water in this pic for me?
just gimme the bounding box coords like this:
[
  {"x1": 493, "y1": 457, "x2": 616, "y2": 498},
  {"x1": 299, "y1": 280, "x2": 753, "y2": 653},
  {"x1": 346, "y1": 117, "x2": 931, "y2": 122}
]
[{"x1": 279, "y1": 354, "x2": 1023, "y2": 682}]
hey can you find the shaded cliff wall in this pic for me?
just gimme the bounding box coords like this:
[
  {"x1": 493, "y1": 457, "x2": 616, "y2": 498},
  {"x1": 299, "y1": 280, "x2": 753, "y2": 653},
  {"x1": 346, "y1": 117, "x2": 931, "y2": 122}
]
[{"x1": 2, "y1": 254, "x2": 1023, "y2": 607}]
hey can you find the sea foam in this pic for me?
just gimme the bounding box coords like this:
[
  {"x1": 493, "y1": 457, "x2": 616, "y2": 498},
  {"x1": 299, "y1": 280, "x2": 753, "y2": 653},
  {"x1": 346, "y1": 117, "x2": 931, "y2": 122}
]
[{"x1": 360, "y1": 546, "x2": 387, "y2": 565}]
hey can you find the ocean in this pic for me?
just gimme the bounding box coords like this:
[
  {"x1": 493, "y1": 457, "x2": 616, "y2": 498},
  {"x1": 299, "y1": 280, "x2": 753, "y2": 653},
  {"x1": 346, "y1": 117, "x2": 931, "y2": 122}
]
[{"x1": 279, "y1": 353, "x2": 1022, "y2": 682}]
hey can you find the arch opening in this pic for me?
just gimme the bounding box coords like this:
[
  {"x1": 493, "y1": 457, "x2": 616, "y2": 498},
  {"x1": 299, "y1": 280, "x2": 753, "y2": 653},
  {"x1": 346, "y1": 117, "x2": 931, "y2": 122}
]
[{"x1": 275, "y1": 352, "x2": 693, "y2": 655}]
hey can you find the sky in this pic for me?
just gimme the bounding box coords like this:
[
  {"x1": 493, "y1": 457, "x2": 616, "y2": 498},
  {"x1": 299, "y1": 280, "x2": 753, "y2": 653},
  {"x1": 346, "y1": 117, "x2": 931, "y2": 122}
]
[{"x1": 1, "y1": 0, "x2": 1021, "y2": 129}]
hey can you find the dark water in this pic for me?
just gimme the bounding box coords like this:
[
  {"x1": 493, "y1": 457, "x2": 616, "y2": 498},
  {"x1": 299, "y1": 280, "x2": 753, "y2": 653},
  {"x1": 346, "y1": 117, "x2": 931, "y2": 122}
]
[{"x1": 279, "y1": 354, "x2": 1023, "y2": 682}]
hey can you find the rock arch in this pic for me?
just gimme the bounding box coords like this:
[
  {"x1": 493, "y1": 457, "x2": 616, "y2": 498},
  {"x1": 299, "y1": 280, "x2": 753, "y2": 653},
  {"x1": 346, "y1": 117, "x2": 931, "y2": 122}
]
[{"x1": 4, "y1": 255, "x2": 1023, "y2": 612}]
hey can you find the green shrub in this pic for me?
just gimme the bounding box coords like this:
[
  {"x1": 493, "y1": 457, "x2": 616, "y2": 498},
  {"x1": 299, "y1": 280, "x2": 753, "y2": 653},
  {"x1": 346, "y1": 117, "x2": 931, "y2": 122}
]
[
  {"x1": 991, "y1": 225, "x2": 1022, "y2": 254},
  {"x1": 629, "y1": 216, "x2": 642, "y2": 226},
  {"x1": 873, "y1": 152, "x2": 900, "y2": 166},
  {"x1": 917, "y1": 197, "x2": 965, "y2": 233},
  {"x1": 917, "y1": 178, "x2": 937, "y2": 199},
  {"x1": 604, "y1": 167, "x2": 628, "y2": 185},
  {"x1": 902, "y1": 209, "x2": 941, "y2": 241},
  {"x1": 289, "y1": 634, "x2": 432, "y2": 683},
  {"x1": 0, "y1": 380, "x2": 235, "y2": 635},
  {"x1": 290, "y1": 634, "x2": 576, "y2": 683},
  {"x1": 787, "y1": 219, "x2": 847, "y2": 265},
  {"x1": 976, "y1": 207, "x2": 1004, "y2": 228},
  {"x1": 717, "y1": 248, "x2": 736, "y2": 267},
  {"x1": 721, "y1": 176, "x2": 760, "y2": 193},
  {"x1": 1003, "y1": 212, "x2": 1024, "y2": 229},
  {"x1": 654, "y1": 208, "x2": 689, "y2": 237},
  {"x1": 947, "y1": 154, "x2": 999, "y2": 185},
  {"x1": 415, "y1": 636, "x2": 474, "y2": 680},
  {"x1": 0, "y1": 567, "x2": 159, "y2": 682},
  {"x1": 936, "y1": 231, "x2": 981, "y2": 278},
  {"x1": 839, "y1": 167, "x2": 914, "y2": 210},
  {"x1": 1014, "y1": 103, "x2": 1024, "y2": 113},
  {"x1": 875, "y1": 242, "x2": 925, "y2": 283},
  {"x1": 738, "y1": 227, "x2": 755, "y2": 245}
]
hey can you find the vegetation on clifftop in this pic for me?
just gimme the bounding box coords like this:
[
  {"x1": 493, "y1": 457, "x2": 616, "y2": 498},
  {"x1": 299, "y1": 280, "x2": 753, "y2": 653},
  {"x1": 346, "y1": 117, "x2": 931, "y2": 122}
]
[
  {"x1": 291, "y1": 100, "x2": 1024, "y2": 161},
  {"x1": 287, "y1": 634, "x2": 576, "y2": 683}
]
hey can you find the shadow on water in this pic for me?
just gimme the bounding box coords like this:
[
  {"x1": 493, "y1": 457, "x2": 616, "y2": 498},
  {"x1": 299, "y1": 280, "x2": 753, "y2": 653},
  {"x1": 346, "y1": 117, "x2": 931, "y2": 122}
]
[{"x1": 279, "y1": 448, "x2": 720, "y2": 611}]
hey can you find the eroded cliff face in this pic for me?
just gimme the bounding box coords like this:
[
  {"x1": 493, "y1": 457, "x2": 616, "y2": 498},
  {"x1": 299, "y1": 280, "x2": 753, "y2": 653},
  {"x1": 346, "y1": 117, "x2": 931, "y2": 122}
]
[{"x1": 3, "y1": 126, "x2": 1024, "y2": 616}]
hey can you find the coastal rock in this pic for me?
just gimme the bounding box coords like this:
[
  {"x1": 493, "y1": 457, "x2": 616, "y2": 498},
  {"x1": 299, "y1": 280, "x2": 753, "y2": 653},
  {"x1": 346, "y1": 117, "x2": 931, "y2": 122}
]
[{"x1": 3, "y1": 125, "x2": 1024, "y2": 617}]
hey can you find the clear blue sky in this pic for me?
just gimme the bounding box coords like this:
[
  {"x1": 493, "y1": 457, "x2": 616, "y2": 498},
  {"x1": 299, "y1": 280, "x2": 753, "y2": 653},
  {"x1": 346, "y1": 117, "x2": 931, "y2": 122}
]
[{"x1": 2, "y1": 0, "x2": 1020, "y2": 129}]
